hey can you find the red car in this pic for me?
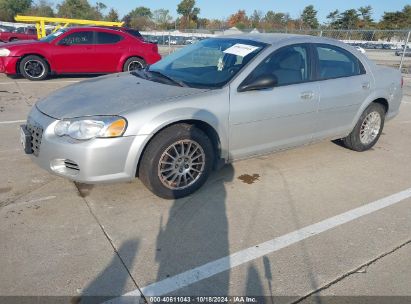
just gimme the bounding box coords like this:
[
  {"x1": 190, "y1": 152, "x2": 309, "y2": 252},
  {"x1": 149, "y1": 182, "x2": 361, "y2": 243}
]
[
  {"x1": 0, "y1": 26, "x2": 161, "y2": 80},
  {"x1": 0, "y1": 27, "x2": 38, "y2": 42}
]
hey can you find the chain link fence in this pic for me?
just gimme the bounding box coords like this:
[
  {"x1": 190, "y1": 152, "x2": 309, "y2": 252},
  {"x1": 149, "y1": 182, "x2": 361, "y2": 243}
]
[
  {"x1": 141, "y1": 29, "x2": 411, "y2": 74},
  {"x1": 1, "y1": 21, "x2": 410, "y2": 73}
]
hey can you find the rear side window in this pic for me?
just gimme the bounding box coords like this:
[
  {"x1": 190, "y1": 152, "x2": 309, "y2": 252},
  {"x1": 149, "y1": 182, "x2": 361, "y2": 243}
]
[
  {"x1": 315, "y1": 44, "x2": 365, "y2": 80},
  {"x1": 125, "y1": 29, "x2": 143, "y2": 39},
  {"x1": 96, "y1": 32, "x2": 124, "y2": 44},
  {"x1": 59, "y1": 31, "x2": 93, "y2": 45}
]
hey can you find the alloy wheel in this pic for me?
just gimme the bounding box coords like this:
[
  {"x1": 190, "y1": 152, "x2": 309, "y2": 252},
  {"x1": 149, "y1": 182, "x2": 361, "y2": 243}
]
[
  {"x1": 360, "y1": 111, "x2": 382, "y2": 145},
  {"x1": 157, "y1": 140, "x2": 206, "y2": 190},
  {"x1": 23, "y1": 60, "x2": 46, "y2": 79}
]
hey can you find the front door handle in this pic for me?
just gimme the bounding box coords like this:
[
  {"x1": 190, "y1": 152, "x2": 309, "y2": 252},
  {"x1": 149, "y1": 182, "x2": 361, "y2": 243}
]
[{"x1": 300, "y1": 91, "x2": 314, "y2": 100}]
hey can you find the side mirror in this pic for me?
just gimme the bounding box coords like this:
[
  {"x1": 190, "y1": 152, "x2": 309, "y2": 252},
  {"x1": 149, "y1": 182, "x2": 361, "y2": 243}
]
[{"x1": 238, "y1": 74, "x2": 278, "y2": 92}]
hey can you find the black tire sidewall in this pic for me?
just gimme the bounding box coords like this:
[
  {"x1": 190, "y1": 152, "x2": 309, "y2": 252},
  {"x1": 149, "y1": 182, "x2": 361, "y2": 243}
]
[
  {"x1": 139, "y1": 124, "x2": 214, "y2": 199},
  {"x1": 19, "y1": 55, "x2": 49, "y2": 81},
  {"x1": 123, "y1": 57, "x2": 146, "y2": 72},
  {"x1": 349, "y1": 103, "x2": 385, "y2": 151}
]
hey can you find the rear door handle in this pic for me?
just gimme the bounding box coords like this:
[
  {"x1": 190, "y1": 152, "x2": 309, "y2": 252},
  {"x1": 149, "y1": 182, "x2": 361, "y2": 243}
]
[
  {"x1": 362, "y1": 82, "x2": 370, "y2": 89},
  {"x1": 300, "y1": 91, "x2": 314, "y2": 100}
]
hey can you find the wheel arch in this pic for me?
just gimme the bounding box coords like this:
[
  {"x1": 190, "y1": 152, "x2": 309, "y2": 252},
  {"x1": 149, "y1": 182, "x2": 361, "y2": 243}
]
[
  {"x1": 135, "y1": 119, "x2": 223, "y2": 177},
  {"x1": 120, "y1": 55, "x2": 146, "y2": 71},
  {"x1": 16, "y1": 53, "x2": 51, "y2": 74},
  {"x1": 349, "y1": 92, "x2": 391, "y2": 133},
  {"x1": 372, "y1": 97, "x2": 389, "y2": 113}
]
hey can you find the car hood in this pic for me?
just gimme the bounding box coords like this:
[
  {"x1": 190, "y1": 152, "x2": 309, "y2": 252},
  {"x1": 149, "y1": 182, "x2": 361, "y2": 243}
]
[
  {"x1": 2, "y1": 40, "x2": 41, "y2": 48},
  {"x1": 36, "y1": 72, "x2": 209, "y2": 119}
]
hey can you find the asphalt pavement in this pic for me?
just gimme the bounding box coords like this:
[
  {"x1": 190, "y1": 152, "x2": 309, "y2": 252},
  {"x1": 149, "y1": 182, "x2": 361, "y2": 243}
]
[{"x1": 0, "y1": 73, "x2": 410, "y2": 303}]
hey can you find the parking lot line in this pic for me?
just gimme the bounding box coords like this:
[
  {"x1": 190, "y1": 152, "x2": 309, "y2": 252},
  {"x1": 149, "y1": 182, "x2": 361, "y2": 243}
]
[
  {"x1": 119, "y1": 187, "x2": 411, "y2": 298},
  {"x1": 0, "y1": 119, "x2": 26, "y2": 125}
]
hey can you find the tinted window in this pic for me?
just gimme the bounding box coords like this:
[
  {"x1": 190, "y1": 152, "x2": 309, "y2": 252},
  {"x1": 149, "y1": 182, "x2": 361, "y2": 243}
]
[
  {"x1": 125, "y1": 29, "x2": 143, "y2": 39},
  {"x1": 59, "y1": 31, "x2": 93, "y2": 45},
  {"x1": 27, "y1": 28, "x2": 36, "y2": 35},
  {"x1": 97, "y1": 32, "x2": 123, "y2": 44},
  {"x1": 247, "y1": 44, "x2": 310, "y2": 86},
  {"x1": 316, "y1": 44, "x2": 364, "y2": 79}
]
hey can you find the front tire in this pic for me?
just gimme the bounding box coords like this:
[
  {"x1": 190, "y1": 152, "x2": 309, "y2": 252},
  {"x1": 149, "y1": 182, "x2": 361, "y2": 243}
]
[
  {"x1": 139, "y1": 124, "x2": 214, "y2": 199},
  {"x1": 19, "y1": 55, "x2": 49, "y2": 81},
  {"x1": 342, "y1": 103, "x2": 385, "y2": 151},
  {"x1": 123, "y1": 57, "x2": 146, "y2": 72}
]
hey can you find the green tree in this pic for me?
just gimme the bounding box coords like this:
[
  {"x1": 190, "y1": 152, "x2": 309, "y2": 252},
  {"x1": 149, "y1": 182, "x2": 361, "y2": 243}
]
[
  {"x1": 95, "y1": 1, "x2": 106, "y2": 15},
  {"x1": 105, "y1": 8, "x2": 119, "y2": 22},
  {"x1": 129, "y1": 6, "x2": 152, "y2": 18},
  {"x1": 123, "y1": 6, "x2": 153, "y2": 29},
  {"x1": 339, "y1": 9, "x2": 360, "y2": 29},
  {"x1": 379, "y1": 5, "x2": 411, "y2": 29},
  {"x1": 177, "y1": 0, "x2": 200, "y2": 29},
  {"x1": 358, "y1": 5, "x2": 373, "y2": 26},
  {"x1": 0, "y1": 0, "x2": 32, "y2": 21},
  {"x1": 57, "y1": 0, "x2": 102, "y2": 20},
  {"x1": 326, "y1": 9, "x2": 340, "y2": 28},
  {"x1": 152, "y1": 9, "x2": 172, "y2": 29},
  {"x1": 263, "y1": 11, "x2": 288, "y2": 30},
  {"x1": 25, "y1": 0, "x2": 54, "y2": 17},
  {"x1": 250, "y1": 10, "x2": 263, "y2": 29},
  {"x1": 301, "y1": 5, "x2": 319, "y2": 29}
]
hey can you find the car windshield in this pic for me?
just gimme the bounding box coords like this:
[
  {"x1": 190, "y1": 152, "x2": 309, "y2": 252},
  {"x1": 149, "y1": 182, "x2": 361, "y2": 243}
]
[
  {"x1": 39, "y1": 29, "x2": 68, "y2": 42},
  {"x1": 147, "y1": 38, "x2": 267, "y2": 89}
]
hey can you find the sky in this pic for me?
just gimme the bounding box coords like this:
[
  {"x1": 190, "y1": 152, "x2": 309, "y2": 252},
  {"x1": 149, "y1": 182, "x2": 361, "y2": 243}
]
[{"x1": 88, "y1": 0, "x2": 410, "y2": 22}]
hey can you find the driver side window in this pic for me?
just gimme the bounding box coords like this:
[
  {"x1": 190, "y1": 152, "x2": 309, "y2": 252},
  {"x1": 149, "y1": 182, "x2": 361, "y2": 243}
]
[
  {"x1": 249, "y1": 44, "x2": 310, "y2": 86},
  {"x1": 59, "y1": 31, "x2": 93, "y2": 45}
]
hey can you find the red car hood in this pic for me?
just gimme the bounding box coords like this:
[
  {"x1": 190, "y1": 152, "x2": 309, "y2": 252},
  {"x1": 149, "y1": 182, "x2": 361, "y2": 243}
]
[{"x1": 2, "y1": 40, "x2": 44, "y2": 49}]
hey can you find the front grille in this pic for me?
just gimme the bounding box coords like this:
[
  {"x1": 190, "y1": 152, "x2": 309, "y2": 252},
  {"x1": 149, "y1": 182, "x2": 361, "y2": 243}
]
[
  {"x1": 26, "y1": 119, "x2": 43, "y2": 156},
  {"x1": 64, "y1": 160, "x2": 80, "y2": 171}
]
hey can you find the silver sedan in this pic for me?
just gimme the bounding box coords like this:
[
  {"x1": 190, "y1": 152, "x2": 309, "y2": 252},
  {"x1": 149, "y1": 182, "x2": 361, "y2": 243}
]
[{"x1": 21, "y1": 34, "x2": 403, "y2": 199}]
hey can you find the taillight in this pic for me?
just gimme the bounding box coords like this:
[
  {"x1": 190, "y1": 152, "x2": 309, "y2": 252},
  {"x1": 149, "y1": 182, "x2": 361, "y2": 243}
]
[{"x1": 401, "y1": 76, "x2": 404, "y2": 88}]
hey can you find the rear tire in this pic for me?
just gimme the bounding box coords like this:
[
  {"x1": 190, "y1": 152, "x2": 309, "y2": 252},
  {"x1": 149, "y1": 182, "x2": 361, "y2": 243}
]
[
  {"x1": 19, "y1": 55, "x2": 49, "y2": 81},
  {"x1": 123, "y1": 57, "x2": 146, "y2": 72},
  {"x1": 139, "y1": 124, "x2": 214, "y2": 199},
  {"x1": 342, "y1": 103, "x2": 385, "y2": 151}
]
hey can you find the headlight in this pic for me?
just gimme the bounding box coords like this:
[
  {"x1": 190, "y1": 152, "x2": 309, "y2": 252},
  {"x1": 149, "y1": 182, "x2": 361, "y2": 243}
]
[
  {"x1": 54, "y1": 116, "x2": 127, "y2": 140},
  {"x1": 0, "y1": 48, "x2": 11, "y2": 57}
]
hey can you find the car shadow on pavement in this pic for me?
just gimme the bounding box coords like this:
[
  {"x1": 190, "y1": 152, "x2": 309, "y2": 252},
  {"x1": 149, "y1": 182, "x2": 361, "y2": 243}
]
[
  {"x1": 74, "y1": 239, "x2": 139, "y2": 304},
  {"x1": 154, "y1": 164, "x2": 234, "y2": 295}
]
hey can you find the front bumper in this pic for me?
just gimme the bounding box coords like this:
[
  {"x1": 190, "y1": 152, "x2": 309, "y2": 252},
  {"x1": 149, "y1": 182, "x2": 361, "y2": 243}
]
[
  {"x1": 25, "y1": 106, "x2": 149, "y2": 183},
  {"x1": 0, "y1": 56, "x2": 19, "y2": 74}
]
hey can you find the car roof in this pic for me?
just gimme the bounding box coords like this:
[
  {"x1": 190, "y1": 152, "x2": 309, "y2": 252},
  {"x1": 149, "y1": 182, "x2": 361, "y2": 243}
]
[
  {"x1": 216, "y1": 33, "x2": 346, "y2": 47},
  {"x1": 68, "y1": 26, "x2": 138, "y2": 32},
  {"x1": 218, "y1": 33, "x2": 310, "y2": 44}
]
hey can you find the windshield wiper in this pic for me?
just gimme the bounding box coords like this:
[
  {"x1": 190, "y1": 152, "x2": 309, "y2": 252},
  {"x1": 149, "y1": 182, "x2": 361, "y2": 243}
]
[
  {"x1": 147, "y1": 70, "x2": 188, "y2": 87},
  {"x1": 130, "y1": 70, "x2": 148, "y2": 79}
]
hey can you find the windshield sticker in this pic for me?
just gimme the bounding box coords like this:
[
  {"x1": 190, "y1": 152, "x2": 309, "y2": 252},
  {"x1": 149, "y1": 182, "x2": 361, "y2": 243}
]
[
  {"x1": 223, "y1": 44, "x2": 260, "y2": 57},
  {"x1": 217, "y1": 57, "x2": 224, "y2": 71}
]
